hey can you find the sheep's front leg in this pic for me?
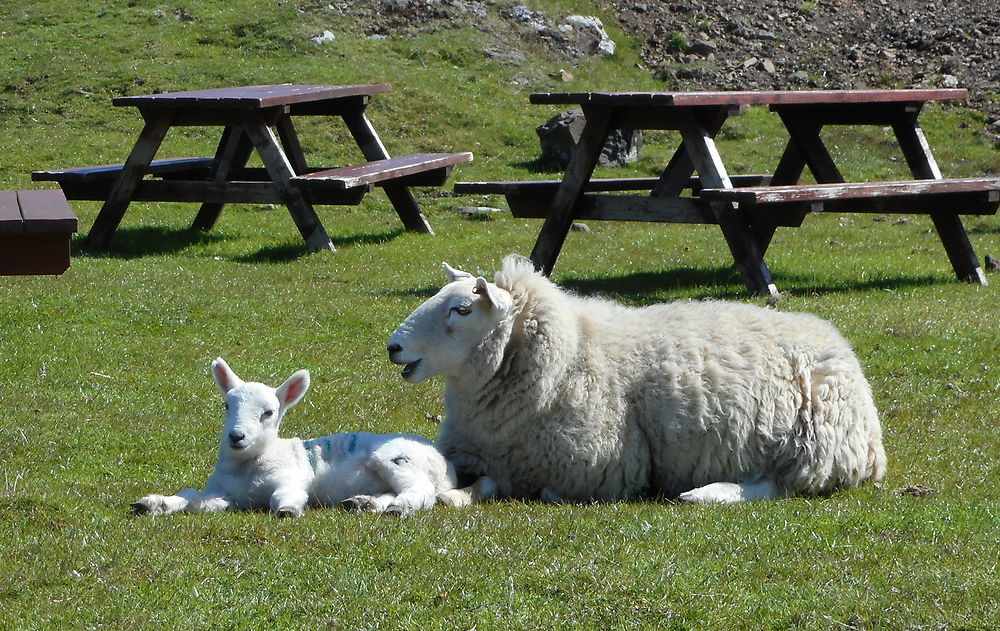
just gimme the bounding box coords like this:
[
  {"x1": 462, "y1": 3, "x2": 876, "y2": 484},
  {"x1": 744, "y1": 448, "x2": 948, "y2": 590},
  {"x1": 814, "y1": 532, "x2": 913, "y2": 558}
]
[
  {"x1": 132, "y1": 488, "x2": 233, "y2": 515},
  {"x1": 437, "y1": 475, "x2": 498, "y2": 508},
  {"x1": 270, "y1": 486, "x2": 309, "y2": 518},
  {"x1": 677, "y1": 478, "x2": 781, "y2": 504}
]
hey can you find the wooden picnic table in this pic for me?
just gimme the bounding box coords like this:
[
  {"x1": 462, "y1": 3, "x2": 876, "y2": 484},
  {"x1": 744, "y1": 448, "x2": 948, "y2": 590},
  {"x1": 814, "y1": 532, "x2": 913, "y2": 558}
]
[
  {"x1": 456, "y1": 88, "x2": 998, "y2": 296},
  {"x1": 33, "y1": 84, "x2": 471, "y2": 252}
]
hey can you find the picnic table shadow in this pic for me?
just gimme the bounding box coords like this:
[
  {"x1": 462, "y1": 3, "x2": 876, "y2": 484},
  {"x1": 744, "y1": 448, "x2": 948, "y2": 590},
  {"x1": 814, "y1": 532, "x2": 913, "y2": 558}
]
[
  {"x1": 559, "y1": 267, "x2": 946, "y2": 301},
  {"x1": 71, "y1": 226, "x2": 403, "y2": 262},
  {"x1": 391, "y1": 266, "x2": 946, "y2": 305}
]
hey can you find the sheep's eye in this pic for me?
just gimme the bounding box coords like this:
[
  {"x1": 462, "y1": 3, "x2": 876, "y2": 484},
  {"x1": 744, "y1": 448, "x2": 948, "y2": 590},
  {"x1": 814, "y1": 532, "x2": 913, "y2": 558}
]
[{"x1": 452, "y1": 305, "x2": 472, "y2": 316}]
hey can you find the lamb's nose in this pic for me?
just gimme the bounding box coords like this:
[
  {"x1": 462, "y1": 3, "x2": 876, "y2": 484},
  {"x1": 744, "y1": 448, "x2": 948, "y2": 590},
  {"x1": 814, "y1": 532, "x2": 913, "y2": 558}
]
[
  {"x1": 387, "y1": 343, "x2": 402, "y2": 355},
  {"x1": 229, "y1": 431, "x2": 245, "y2": 444}
]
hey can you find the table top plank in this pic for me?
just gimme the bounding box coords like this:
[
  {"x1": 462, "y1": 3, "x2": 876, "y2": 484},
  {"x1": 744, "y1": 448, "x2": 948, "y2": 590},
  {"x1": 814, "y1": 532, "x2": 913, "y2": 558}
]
[
  {"x1": 113, "y1": 84, "x2": 392, "y2": 109},
  {"x1": 699, "y1": 177, "x2": 1000, "y2": 204},
  {"x1": 530, "y1": 89, "x2": 969, "y2": 107}
]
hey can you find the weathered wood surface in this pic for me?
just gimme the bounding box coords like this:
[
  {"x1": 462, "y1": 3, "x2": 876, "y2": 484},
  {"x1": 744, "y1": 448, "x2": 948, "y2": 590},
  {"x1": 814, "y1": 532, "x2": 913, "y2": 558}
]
[
  {"x1": 454, "y1": 174, "x2": 772, "y2": 195},
  {"x1": 530, "y1": 89, "x2": 969, "y2": 107},
  {"x1": 112, "y1": 84, "x2": 392, "y2": 110},
  {"x1": 32, "y1": 158, "x2": 214, "y2": 183},
  {"x1": 294, "y1": 153, "x2": 473, "y2": 189},
  {"x1": 0, "y1": 190, "x2": 78, "y2": 276},
  {"x1": 698, "y1": 177, "x2": 1000, "y2": 204}
]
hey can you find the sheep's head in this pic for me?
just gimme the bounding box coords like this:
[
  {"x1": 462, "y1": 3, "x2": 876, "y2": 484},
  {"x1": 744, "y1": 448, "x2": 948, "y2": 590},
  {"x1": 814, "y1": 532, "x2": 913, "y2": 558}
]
[
  {"x1": 210, "y1": 357, "x2": 310, "y2": 456},
  {"x1": 387, "y1": 262, "x2": 512, "y2": 383}
]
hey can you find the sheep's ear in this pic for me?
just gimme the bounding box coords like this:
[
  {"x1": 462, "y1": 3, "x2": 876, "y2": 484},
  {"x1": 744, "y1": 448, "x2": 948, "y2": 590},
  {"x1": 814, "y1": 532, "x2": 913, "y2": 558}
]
[
  {"x1": 211, "y1": 357, "x2": 243, "y2": 394},
  {"x1": 443, "y1": 262, "x2": 473, "y2": 282},
  {"x1": 473, "y1": 277, "x2": 510, "y2": 311},
  {"x1": 276, "y1": 370, "x2": 310, "y2": 411}
]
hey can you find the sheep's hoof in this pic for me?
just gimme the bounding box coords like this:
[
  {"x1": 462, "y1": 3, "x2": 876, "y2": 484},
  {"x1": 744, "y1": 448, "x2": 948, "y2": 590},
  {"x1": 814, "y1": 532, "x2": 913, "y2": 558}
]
[
  {"x1": 275, "y1": 506, "x2": 304, "y2": 518},
  {"x1": 342, "y1": 495, "x2": 378, "y2": 513}
]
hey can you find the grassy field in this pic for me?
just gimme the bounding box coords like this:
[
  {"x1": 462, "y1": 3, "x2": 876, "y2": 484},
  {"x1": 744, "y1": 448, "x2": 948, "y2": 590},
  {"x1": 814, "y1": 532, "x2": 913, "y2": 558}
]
[{"x1": 2, "y1": 1, "x2": 998, "y2": 629}]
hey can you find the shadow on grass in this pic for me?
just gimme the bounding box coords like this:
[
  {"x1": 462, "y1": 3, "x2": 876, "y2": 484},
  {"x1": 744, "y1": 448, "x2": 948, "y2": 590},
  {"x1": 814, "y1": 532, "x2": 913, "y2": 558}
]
[
  {"x1": 72, "y1": 226, "x2": 404, "y2": 263},
  {"x1": 390, "y1": 266, "x2": 948, "y2": 305},
  {"x1": 560, "y1": 267, "x2": 946, "y2": 302},
  {"x1": 232, "y1": 229, "x2": 403, "y2": 263},
  {"x1": 72, "y1": 226, "x2": 225, "y2": 259}
]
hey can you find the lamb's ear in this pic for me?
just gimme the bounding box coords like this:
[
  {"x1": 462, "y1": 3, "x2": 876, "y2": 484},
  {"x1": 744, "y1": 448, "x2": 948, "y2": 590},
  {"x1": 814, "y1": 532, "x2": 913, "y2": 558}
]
[
  {"x1": 211, "y1": 357, "x2": 243, "y2": 395},
  {"x1": 473, "y1": 277, "x2": 511, "y2": 311},
  {"x1": 276, "y1": 370, "x2": 310, "y2": 411},
  {"x1": 443, "y1": 262, "x2": 473, "y2": 282}
]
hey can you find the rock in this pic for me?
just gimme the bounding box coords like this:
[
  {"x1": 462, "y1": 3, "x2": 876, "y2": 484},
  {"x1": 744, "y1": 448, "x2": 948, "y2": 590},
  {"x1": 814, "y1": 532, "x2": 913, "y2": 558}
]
[
  {"x1": 570, "y1": 222, "x2": 592, "y2": 233},
  {"x1": 685, "y1": 39, "x2": 717, "y2": 56},
  {"x1": 536, "y1": 109, "x2": 643, "y2": 168},
  {"x1": 309, "y1": 30, "x2": 335, "y2": 44},
  {"x1": 985, "y1": 254, "x2": 1000, "y2": 271},
  {"x1": 559, "y1": 15, "x2": 616, "y2": 57},
  {"x1": 788, "y1": 70, "x2": 810, "y2": 84}
]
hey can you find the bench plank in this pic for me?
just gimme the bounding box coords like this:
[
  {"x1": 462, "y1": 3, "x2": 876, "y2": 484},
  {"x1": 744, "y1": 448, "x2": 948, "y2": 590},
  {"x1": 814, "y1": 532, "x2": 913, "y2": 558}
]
[
  {"x1": 455, "y1": 175, "x2": 772, "y2": 196},
  {"x1": 32, "y1": 157, "x2": 215, "y2": 183},
  {"x1": 699, "y1": 177, "x2": 1000, "y2": 204},
  {"x1": 293, "y1": 152, "x2": 473, "y2": 190},
  {"x1": 0, "y1": 189, "x2": 78, "y2": 276}
]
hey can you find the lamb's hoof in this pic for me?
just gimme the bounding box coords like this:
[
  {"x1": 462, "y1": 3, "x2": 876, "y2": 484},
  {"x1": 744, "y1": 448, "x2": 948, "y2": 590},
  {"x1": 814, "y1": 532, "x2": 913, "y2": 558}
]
[
  {"x1": 131, "y1": 501, "x2": 152, "y2": 516},
  {"x1": 383, "y1": 503, "x2": 413, "y2": 518},
  {"x1": 342, "y1": 495, "x2": 378, "y2": 513},
  {"x1": 275, "y1": 506, "x2": 304, "y2": 518}
]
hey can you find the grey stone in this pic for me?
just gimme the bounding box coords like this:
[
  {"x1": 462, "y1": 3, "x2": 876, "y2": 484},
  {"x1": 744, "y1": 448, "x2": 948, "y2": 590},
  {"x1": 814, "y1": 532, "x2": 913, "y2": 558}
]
[{"x1": 536, "y1": 109, "x2": 643, "y2": 168}]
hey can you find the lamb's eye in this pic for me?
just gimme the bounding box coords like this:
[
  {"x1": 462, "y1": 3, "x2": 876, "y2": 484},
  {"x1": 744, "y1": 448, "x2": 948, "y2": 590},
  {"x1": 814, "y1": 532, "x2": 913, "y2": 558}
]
[
  {"x1": 261, "y1": 410, "x2": 274, "y2": 419},
  {"x1": 452, "y1": 305, "x2": 472, "y2": 316}
]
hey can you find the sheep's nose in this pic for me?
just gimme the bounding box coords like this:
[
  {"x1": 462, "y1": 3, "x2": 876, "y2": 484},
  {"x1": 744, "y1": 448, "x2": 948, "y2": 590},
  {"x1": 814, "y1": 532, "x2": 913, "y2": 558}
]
[
  {"x1": 387, "y1": 343, "x2": 402, "y2": 355},
  {"x1": 229, "y1": 431, "x2": 245, "y2": 444}
]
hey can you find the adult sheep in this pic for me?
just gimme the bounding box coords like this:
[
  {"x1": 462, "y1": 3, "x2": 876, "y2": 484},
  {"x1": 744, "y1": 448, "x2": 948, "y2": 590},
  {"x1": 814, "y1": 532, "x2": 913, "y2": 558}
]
[{"x1": 388, "y1": 255, "x2": 886, "y2": 505}]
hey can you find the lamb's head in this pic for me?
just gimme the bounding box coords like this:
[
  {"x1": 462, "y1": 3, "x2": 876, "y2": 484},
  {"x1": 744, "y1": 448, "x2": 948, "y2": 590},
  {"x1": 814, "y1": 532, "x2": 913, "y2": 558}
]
[
  {"x1": 210, "y1": 357, "x2": 310, "y2": 457},
  {"x1": 388, "y1": 263, "x2": 512, "y2": 383}
]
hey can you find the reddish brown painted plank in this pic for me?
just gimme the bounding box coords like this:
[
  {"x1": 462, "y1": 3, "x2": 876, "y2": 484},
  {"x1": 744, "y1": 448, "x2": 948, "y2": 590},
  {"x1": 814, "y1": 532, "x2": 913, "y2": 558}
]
[
  {"x1": 16, "y1": 190, "x2": 78, "y2": 234},
  {"x1": 294, "y1": 153, "x2": 473, "y2": 189},
  {"x1": 0, "y1": 190, "x2": 21, "y2": 234},
  {"x1": 530, "y1": 89, "x2": 969, "y2": 107},
  {"x1": 113, "y1": 84, "x2": 392, "y2": 110},
  {"x1": 0, "y1": 233, "x2": 72, "y2": 275}
]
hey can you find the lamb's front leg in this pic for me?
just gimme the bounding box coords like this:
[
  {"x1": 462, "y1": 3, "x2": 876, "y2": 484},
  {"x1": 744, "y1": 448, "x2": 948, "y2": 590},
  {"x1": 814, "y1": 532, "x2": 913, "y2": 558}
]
[
  {"x1": 269, "y1": 486, "x2": 310, "y2": 518},
  {"x1": 132, "y1": 488, "x2": 233, "y2": 515}
]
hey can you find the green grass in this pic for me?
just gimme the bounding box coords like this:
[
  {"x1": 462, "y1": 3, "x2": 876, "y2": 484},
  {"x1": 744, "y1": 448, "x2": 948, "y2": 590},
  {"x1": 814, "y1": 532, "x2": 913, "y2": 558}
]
[{"x1": 2, "y1": 1, "x2": 999, "y2": 629}]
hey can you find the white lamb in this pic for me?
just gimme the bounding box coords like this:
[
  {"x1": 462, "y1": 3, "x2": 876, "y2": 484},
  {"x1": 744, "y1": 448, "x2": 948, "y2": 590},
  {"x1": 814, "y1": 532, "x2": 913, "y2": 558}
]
[
  {"x1": 132, "y1": 357, "x2": 456, "y2": 517},
  {"x1": 388, "y1": 255, "x2": 887, "y2": 505}
]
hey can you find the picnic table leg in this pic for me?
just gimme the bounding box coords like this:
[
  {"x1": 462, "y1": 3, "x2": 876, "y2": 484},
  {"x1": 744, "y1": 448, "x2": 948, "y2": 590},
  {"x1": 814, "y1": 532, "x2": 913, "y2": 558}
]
[
  {"x1": 652, "y1": 107, "x2": 728, "y2": 199},
  {"x1": 341, "y1": 111, "x2": 435, "y2": 234},
  {"x1": 84, "y1": 115, "x2": 171, "y2": 250},
  {"x1": 676, "y1": 110, "x2": 778, "y2": 297},
  {"x1": 892, "y1": 116, "x2": 988, "y2": 285},
  {"x1": 242, "y1": 113, "x2": 334, "y2": 252},
  {"x1": 192, "y1": 126, "x2": 255, "y2": 231},
  {"x1": 529, "y1": 104, "x2": 613, "y2": 276}
]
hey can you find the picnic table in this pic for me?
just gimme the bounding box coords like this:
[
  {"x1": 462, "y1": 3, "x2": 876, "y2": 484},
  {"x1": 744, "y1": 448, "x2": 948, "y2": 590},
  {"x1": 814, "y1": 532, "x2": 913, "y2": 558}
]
[
  {"x1": 0, "y1": 189, "x2": 78, "y2": 275},
  {"x1": 456, "y1": 89, "x2": 999, "y2": 296},
  {"x1": 32, "y1": 84, "x2": 471, "y2": 252}
]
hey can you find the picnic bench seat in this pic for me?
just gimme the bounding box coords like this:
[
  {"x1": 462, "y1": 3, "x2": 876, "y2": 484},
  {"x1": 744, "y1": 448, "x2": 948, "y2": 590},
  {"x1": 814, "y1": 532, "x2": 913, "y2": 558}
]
[
  {"x1": 292, "y1": 152, "x2": 473, "y2": 190},
  {"x1": 454, "y1": 175, "x2": 772, "y2": 219},
  {"x1": 0, "y1": 189, "x2": 78, "y2": 275},
  {"x1": 31, "y1": 157, "x2": 215, "y2": 183},
  {"x1": 698, "y1": 177, "x2": 1000, "y2": 215}
]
